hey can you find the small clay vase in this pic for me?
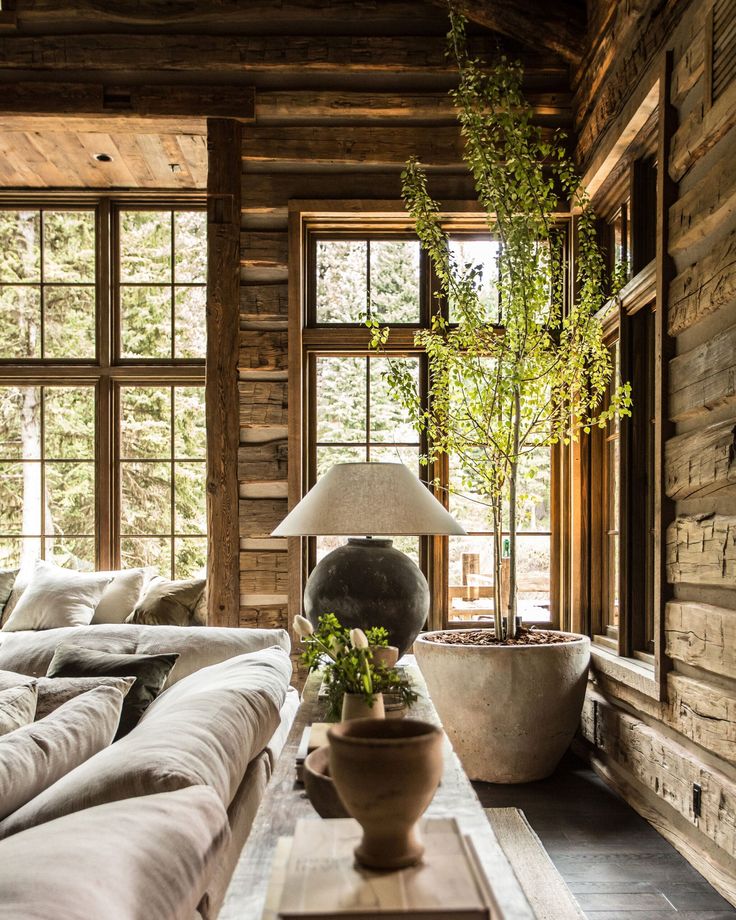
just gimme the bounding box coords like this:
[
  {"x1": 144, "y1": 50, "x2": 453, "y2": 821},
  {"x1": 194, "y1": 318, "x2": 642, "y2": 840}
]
[
  {"x1": 370, "y1": 645, "x2": 400, "y2": 669},
  {"x1": 303, "y1": 745, "x2": 349, "y2": 818},
  {"x1": 341, "y1": 692, "x2": 385, "y2": 721},
  {"x1": 328, "y1": 718, "x2": 444, "y2": 870}
]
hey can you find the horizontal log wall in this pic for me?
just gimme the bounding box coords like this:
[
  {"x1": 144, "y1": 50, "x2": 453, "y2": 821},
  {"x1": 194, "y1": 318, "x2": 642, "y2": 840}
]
[{"x1": 575, "y1": 0, "x2": 736, "y2": 904}]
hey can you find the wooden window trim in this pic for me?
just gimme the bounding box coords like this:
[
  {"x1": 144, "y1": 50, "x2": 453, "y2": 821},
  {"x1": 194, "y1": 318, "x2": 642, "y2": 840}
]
[{"x1": 0, "y1": 192, "x2": 206, "y2": 577}]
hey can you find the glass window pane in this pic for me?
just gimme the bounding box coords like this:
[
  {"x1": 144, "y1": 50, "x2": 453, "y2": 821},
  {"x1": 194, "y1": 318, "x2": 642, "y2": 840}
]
[
  {"x1": 0, "y1": 462, "x2": 30, "y2": 533},
  {"x1": 316, "y1": 445, "x2": 365, "y2": 478},
  {"x1": 315, "y1": 240, "x2": 367, "y2": 323},
  {"x1": 0, "y1": 210, "x2": 40, "y2": 282},
  {"x1": 0, "y1": 286, "x2": 41, "y2": 358},
  {"x1": 316, "y1": 356, "x2": 367, "y2": 443},
  {"x1": 46, "y1": 536, "x2": 96, "y2": 571},
  {"x1": 45, "y1": 462, "x2": 95, "y2": 536},
  {"x1": 44, "y1": 286, "x2": 96, "y2": 359},
  {"x1": 174, "y1": 212, "x2": 207, "y2": 283},
  {"x1": 43, "y1": 210, "x2": 95, "y2": 283},
  {"x1": 120, "y1": 461, "x2": 171, "y2": 535},
  {"x1": 44, "y1": 387, "x2": 95, "y2": 460},
  {"x1": 370, "y1": 445, "x2": 419, "y2": 469},
  {"x1": 174, "y1": 461, "x2": 206, "y2": 534},
  {"x1": 0, "y1": 387, "x2": 41, "y2": 459},
  {"x1": 174, "y1": 387, "x2": 206, "y2": 459},
  {"x1": 120, "y1": 286, "x2": 172, "y2": 359},
  {"x1": 449, "y1": 454, "x2": 494, "y2": 532},
  {"x1": 121, "y1": 536, "x2": 171, "y2": 576},
  {"x1": 516, "y1": 447, "x2": 551, "y2": 532},
  {"x1": 174, "y1": 286, "x2": 206, "y2": 358},
  {"x1": 121, "y1": 387, "x2": 171, "y2": 460},
  {"x1": 120, "y1": 211, "x2": 171, "y2": 283},
  {"x1": 175, "y1": 536, "x2": 207, "y2": 579},
  {"x1": 369, "y1": 240, "x2": 420, "y2": 323},
  {"x1": 0, "y1": 537, "x2": 40, "y2": 572},
  {"x1": 449, "y1": 239, "x2": 500, "y2": 323},
  {"x1": 369, "y1": 357, "x2": 420, "y2": 444},
  {"x1": 516, "y1": 534, "x2": 551, "y2": 609}
]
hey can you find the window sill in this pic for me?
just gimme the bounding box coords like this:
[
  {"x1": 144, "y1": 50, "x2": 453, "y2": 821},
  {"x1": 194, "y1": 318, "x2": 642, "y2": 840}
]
[{"x1": 589, "y1": 643, "x2": 664, "y2": 701}]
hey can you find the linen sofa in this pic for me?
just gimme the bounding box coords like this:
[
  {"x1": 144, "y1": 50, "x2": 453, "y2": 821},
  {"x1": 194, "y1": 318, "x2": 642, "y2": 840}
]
[{"x1": 0, "y1": 623, "x2": 299, "y2": 920}]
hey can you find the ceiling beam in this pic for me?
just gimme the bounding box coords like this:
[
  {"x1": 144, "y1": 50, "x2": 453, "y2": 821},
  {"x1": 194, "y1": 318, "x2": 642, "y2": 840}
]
[
  {"x1": 432, "y1": 0, "x2": 586, "y2": 66},
  {"x1": 0, "y1": 81, "x2": 255, "y2": 122}
]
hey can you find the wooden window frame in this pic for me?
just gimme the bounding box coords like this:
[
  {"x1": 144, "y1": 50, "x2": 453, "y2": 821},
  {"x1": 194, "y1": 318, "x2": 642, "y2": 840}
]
[
  {"x1": 0, "y1": 192, "x2": 206, "y2": 575},
  {"x1": 580, "y1": 61, "x2": 675, "y2": 701},
  {"x1": 290, "y1": 205, "x2": 562, "y2": 632}
]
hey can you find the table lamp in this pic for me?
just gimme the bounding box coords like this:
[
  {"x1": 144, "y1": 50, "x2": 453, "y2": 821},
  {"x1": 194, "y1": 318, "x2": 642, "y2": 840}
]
[{"x1": 272, "y1": 462, "x2": 465, "y2": 655}]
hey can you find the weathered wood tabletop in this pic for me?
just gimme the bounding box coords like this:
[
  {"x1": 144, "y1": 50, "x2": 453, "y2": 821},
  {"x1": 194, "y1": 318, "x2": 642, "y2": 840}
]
[{"x1": 220, "y1": 660, "x2": 535, "y2": 920}]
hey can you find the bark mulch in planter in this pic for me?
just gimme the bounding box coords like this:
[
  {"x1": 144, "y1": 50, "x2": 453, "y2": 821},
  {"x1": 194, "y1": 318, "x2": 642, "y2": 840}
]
[{"x1": 423, "y1": 628, "x2": 579, "y2": 646}]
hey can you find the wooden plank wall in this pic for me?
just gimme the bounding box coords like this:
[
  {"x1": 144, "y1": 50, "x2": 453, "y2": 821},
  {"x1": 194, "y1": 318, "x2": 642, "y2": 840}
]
[{"x1": 574, "y1": 0, "x2": 736, "y2": 903}]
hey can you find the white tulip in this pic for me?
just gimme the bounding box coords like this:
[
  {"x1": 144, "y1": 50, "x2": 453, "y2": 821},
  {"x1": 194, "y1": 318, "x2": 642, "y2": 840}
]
[
  {"x1": 350, "y1": 628, "x2": 369, "y2": 649},
  {"x1": 293, "y1": 615, "x2": 314, "y2": 638}
]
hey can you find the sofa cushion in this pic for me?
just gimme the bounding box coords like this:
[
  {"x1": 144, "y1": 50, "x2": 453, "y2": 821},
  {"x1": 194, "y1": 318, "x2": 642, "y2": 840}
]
[
  {"x1": 0, "y1": 646, "x2": 291, "y2": 838},
  {"x1": 0, "y1": 669, "x2": 134, "y2": 720},
  {"x1": 0, "y1": 622, "x2": 290, "y2": 686},
  {"x1": 0, "y1": 785, "x2": 230, "y2": 920},
  {"x1": 91, "y1": 567, "x2": 154, "y2": 625},
  {"x1": 1, "y1": 561, "x2": 112, "y2": 632},
  {"x1": 46, "y1": 645, "x2": 178, "y2": 738},
  {"x1": 127, "y1": 575, "x2": 206, "y2": 627},
  {"x1": 0, "y1": 684, "x2": 37, "y2": 736},
  {"x1": 0, "y1": 570, "x2": 17, "y2": 625},
  {"x1": 0, "y1": 685, "x2": 124, "y2": 822}
]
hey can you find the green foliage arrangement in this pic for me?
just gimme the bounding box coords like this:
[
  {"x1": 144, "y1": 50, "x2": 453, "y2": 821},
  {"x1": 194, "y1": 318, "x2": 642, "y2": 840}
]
[
  {"x1": 369, "y1": 10, "x2": 631, "y2": 640},
  {"x1": 294, "y1": 613, "x2": 418, "y2": 720}
]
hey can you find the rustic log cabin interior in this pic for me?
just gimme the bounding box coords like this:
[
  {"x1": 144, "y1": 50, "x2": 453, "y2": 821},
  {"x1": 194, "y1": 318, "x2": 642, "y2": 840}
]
[{"x1": 0, "y1": 1, "x2": 734, "y2": 918}]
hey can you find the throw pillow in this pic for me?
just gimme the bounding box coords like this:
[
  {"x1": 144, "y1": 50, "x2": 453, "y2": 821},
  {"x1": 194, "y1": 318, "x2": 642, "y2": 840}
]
[
  {"x1": 1, "y1": 561, "x2": 112, "y2": 632},
  {"x1": 34, "y1": 675, "x2": 136, "y2": 721},
  {"x1": 46, "y1": 644, "x2": 179, "y2": 738},
  {"x1": 0, "y1": 646, "x2": 291, "y2": 839},
  {"x1": 0, "y1": 685, "x2": 37, "y2": 737},
  {"x1": 127, "y1": 576, "x2": 206, "y2": 627},
  {"x1": 91, "y1": 567, "x2": 155, "y2": 625},
  {"x1": 0, "y1": 569, "x2": 18, "y2": 626},
  {"x1": 0, "y1": 786, "x2": 230, "y2": 920},
  {"x1": 0, "y1": 685, "x2": 124, "y2": 821}
]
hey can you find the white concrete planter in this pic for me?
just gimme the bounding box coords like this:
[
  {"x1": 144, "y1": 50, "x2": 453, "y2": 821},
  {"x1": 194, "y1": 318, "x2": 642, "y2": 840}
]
[{"x1": 414, "y1": 630, "x2": 591, "y2": 783}]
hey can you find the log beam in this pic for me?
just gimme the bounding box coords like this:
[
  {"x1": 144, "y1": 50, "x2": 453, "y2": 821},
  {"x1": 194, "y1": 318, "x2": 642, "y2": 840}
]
[
  {"x1": 666, "y1": 513, "x2": 736, "y2": 588},
  {"x1": 0, "y1": 81, "x2": 254, "y2": 121},
  {"x1": 206, "y1": 118, "x2": 242, "y2": 628},
  {"x1": 429, "y1": 0, "x2": 585, "y2": 65},
  {"x1": 668, "y1": 229, "x2": 736, "y2": 337},
  {"x1": 664, "y1": 419, "x2": 736, "y2": 501}
]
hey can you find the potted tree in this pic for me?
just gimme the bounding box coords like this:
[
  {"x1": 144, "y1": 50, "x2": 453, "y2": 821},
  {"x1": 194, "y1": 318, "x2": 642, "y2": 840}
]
[{"x1": 370, "y1": 11, "x2": 630, "y2": 782}]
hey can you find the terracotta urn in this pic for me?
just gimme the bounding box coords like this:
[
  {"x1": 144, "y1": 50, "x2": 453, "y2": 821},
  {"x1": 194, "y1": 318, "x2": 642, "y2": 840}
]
[
  {"x1": 341, "y1": 692, "x2": 385, "y2": 721},
  {"x1": 328, "y1": 718, "x2": 444, "y2": 870},
  {"x1": 370, "y1": 645, "x2": 399, "y2": 669}
]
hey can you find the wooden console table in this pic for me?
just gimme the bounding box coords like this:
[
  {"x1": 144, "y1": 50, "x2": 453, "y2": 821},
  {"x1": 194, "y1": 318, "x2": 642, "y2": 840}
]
[{"x1": 220, "y1": 662, "x2": 535, "y2": 920}]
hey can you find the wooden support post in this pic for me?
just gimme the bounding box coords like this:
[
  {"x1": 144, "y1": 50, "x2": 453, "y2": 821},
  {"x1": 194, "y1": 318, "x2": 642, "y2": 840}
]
[{"x1": 206, "y1": 117, "x2": 242, "y2": 627}]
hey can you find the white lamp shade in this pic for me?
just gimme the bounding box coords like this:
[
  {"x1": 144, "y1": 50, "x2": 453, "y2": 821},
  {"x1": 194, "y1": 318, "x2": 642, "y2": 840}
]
[{"x1": 272, "y1": 462, "x2": 466, "y2": 537}]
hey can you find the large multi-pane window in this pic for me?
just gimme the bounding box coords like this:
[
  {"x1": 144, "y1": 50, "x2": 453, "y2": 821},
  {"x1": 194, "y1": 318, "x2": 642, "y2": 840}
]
[
  {"x1": 305, "y1": 229, "x2": 555, "y2": 627},
  {"x1": 0, "y1": 201, "x2": 206, "y2": 579}
]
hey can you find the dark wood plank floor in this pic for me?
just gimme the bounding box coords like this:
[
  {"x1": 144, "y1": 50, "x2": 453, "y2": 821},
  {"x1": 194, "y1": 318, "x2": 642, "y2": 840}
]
[{"x1": 473, "y1": 754, "x2": 736, "y2": 920}]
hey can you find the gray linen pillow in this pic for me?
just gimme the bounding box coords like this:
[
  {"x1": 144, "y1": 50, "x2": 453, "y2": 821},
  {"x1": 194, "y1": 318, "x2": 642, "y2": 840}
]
[
  {"x1": 0, "y1": 570, "x2": 18, "y2": 626},
  {"x1": 0, "y1": 685, "x2": 125, "y2": 821},
  {"x1": 34, "y1": 675, "x2": 136, "y2": 720},
  {"x1": 0, "y1": 685, "x2": 37, "y2": 737},
  {"x1": 126, "y1": 576, "x2": 206, "y2": 627}
]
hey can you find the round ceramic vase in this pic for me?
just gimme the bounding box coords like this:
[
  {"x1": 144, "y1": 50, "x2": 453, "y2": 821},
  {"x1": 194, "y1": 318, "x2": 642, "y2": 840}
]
[
  {"x1": 341, "y1": 692, "x2": 385, "y2": 721},
  {"x1": 327, "y1": 718, "x2": 444, "y2": 870},
  {"x1": 414, "y1": 630, "x2": 591, "y2": 784}
]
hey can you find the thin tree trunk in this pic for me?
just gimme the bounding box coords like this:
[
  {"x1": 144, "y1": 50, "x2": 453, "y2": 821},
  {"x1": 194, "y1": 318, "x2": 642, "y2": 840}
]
[
  {"x1": 492, "y1": 493, "x2": 503, "y2": 640},
  {"x1": 508, "y1": 386, "x2": 521, "y2": 637}
]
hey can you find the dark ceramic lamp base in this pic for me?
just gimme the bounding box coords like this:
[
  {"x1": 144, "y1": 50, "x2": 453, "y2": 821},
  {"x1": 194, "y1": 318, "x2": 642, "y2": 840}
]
[{"x1": 304, "y1": 537, "x2": 429, "y2": 657}]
